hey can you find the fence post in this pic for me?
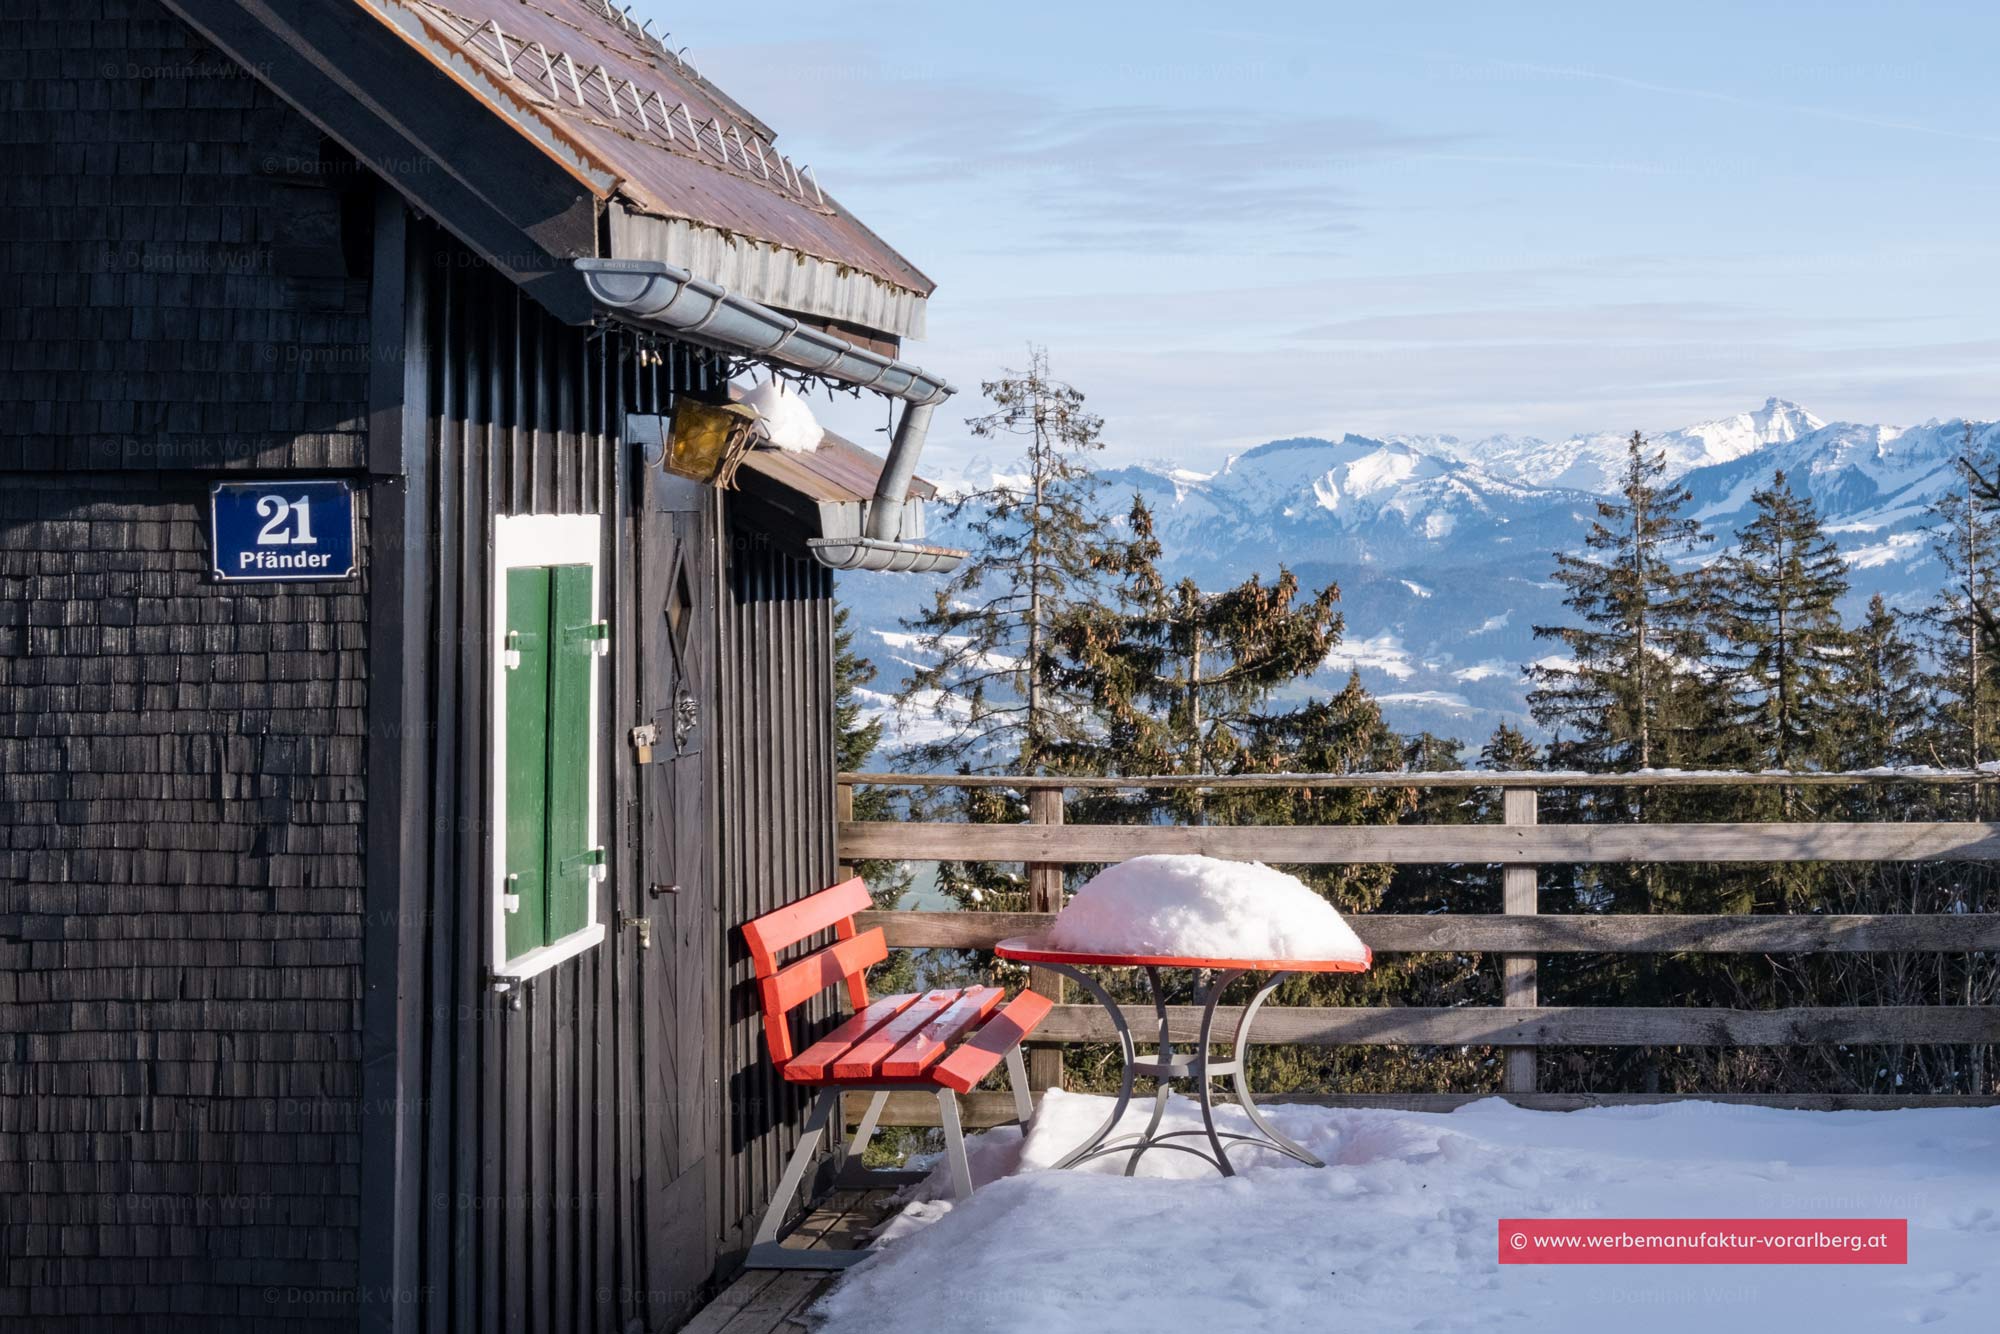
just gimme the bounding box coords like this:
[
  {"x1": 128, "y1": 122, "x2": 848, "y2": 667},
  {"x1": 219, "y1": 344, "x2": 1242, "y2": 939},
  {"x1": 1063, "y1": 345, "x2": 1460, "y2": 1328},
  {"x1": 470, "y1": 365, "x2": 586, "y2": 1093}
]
[
  {"x1": 1026, "y1": 785, "x2": 1066, "y2": 1092},
  {"x1": 834, "y1": 780, "x2": 854, "y2": 880},
  {"x1": 1502, "y1": 786, "x2": 1539, "y2": 1094}
]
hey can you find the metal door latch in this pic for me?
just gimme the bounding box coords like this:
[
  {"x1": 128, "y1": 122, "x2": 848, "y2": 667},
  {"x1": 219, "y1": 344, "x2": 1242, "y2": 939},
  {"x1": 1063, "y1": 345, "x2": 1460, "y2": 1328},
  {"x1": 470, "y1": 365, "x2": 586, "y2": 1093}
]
[
  {"x1": 622, "y1": 915, "x2": 652, "y2": 949},
  {"x1": 629, "y1": 722, "x2": 659, "y2": 764}
]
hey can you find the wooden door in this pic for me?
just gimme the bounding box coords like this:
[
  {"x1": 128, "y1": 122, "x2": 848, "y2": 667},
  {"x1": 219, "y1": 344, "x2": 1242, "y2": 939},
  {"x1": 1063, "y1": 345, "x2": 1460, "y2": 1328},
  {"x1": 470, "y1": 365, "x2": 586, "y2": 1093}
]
[{"x1": 635, "y1": 467, "x2": 720, "y2": 1328}]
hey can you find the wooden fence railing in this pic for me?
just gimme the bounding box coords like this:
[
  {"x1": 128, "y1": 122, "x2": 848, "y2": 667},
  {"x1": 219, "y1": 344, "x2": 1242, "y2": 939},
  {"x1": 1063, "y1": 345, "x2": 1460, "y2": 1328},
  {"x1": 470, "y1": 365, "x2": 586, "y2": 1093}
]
[{"x1": 836, "y1": 771, "x2": 2000, "y2": 1125}]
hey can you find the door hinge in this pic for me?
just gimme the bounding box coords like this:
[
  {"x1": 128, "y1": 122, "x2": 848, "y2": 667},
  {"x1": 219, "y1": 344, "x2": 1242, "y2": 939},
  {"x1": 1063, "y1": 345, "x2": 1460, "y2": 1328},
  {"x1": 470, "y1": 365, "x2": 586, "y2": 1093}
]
[
  {"x1": 502, "y1": 872, "x2": 521, "y2": 913},
  {"x1": 561, "y1": 846, "x2": 607, "y2": 881},
  {"x1": 502, "y1": 629, "x2": 522, "y2": 670},
  {"x1": 629, "y1": 722, "x2": 659, "y2": 764}
]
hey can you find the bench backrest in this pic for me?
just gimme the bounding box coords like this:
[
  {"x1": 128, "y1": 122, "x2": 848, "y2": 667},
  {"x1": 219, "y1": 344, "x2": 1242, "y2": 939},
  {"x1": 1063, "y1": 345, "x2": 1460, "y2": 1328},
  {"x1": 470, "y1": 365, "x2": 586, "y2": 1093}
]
[{"x1": 741, "y1": 877, "x2": 882, "y2": 1064}]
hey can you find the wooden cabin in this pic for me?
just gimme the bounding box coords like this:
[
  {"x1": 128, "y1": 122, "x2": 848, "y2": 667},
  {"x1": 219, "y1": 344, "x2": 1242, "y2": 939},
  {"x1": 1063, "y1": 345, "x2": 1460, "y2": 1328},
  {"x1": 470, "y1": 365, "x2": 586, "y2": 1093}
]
[{"x1": 0, "y1": 2, "x2": 959, "y2": 1331}]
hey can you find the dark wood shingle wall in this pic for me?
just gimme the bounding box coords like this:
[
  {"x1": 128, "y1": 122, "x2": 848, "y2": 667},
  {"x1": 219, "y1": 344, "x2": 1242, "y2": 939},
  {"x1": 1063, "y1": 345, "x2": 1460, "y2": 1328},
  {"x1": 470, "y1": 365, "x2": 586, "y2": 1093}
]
[
  {"x1": 0, "y1": 1, "x2": 372, "y2": 1328},
  {"x1": 0, "y1": 0, "x2": 371, "y2": 473},
  {"x1": 0, "y1": 474, "x2": 368, "y2": 1331}
]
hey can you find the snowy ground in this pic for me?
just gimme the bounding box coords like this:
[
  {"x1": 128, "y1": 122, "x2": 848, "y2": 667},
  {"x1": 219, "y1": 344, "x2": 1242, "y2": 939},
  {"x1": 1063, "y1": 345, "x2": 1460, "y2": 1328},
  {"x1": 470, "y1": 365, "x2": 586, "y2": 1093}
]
[{"x1": 811, "y1": 1091, "x2": 2000, "y2": 1334}]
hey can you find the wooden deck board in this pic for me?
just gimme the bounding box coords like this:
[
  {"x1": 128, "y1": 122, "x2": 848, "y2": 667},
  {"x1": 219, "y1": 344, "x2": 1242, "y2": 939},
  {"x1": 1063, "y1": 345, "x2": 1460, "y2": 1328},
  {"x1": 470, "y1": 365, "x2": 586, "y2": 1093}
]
[{"x1": 685, "y1": 1188, "x2": 901, "y2": 1334}]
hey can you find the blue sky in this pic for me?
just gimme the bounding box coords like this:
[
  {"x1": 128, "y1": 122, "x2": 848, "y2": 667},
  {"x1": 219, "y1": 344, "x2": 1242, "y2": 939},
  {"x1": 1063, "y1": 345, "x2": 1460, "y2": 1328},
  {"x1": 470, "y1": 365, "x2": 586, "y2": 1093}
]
[{"x1": 654, "y1": 0, "x2": 2000, "y2": 472}]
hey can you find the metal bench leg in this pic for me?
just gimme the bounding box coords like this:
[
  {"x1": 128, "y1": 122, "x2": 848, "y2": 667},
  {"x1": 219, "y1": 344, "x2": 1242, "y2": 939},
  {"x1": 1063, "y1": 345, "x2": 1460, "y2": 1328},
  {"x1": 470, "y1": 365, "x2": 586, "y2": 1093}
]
[
  {"x1": 847, "y1": 1089, "x2": 889, "y2": 1165},
  {"x1": 1005, "y1": 1045, "x2": 1034, "y2": 1127},
  {"x1": 936, "y1": 1089, "x2": 974, "y2": 1200},
  {"x1": 745, "y1": 1088, "x2": 873, "y2": 1271},
  {"x1": 830, "y1": 1089, "x2": 928, "y2": 1190}
]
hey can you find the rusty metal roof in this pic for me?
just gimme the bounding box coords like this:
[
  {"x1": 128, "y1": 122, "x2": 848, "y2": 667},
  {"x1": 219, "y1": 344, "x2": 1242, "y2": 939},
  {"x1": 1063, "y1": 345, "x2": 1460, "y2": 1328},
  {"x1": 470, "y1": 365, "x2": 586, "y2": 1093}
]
[
  {"x1": 738, "y1": 431, "x2": 938, "y2": 506},
  {"x1": 386, "y1": 0, "x2": 934, "y2": 301}
]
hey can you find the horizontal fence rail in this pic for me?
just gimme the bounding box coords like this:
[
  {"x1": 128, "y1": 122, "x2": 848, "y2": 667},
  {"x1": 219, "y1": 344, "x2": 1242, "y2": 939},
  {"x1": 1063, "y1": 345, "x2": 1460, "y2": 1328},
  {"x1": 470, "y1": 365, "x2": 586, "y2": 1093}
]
[
  {"x1": 857, "y1": 909, "x2": 2000, "y2": 954},
  {"x1": 1031, "y1": 1004, "x2": 2000, "y2": 1047},
  {"x1": 841, "y1": 820, "x2": 2000, "y2": 864},
  {"x1": 845, "y1": 1090, "x2": 2000, "y2": 1128},
  {"x1": 844, "y1": 769, "x2": 2000, "y2": 790},
  {"x1": 833, "y1": 772, "x2": 2000, "y2": 1121}
]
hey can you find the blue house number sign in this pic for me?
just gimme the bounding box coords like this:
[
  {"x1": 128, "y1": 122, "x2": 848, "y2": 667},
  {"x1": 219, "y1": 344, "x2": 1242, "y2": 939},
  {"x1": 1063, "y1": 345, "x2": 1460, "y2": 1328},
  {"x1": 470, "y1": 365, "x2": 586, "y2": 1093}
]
[{"x1": 210, "y1": 480, "x2": 357, "y2": 582}]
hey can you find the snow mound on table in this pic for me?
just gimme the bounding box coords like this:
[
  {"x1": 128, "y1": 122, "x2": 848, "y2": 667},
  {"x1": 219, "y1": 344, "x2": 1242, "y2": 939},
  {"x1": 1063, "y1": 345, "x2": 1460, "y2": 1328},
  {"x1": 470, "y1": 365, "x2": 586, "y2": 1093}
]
[{"x1": 1045, "y1": 854, "x2": 1367, "y2": 962}]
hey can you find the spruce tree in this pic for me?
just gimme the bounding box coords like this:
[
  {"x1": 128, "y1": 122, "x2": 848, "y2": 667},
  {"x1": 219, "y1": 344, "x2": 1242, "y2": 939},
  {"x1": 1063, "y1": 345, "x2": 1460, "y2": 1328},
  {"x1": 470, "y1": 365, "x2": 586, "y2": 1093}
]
[
  {"x1": 835, "y1": 603, "x2": 911, "y2": 898},
  {"x1": 893, "y1": 349, "x2": 1121, "y2": 914},
  {"x1": 1835, "y1": 594, "x2": 1924, "y2": 771},
  {"x1": 1479, "y1": 722, "x2": 1541, "y2": 775},
  {"x1": 1708, "y1": 471, "x2": 1851, "y2": 771},
  {"x1": 1916, "y1": 425, "x2": 2000, "y2": 769},
  {"x1": 833, "y1": 602, "x2": 915, "y2": 991},
  {"x1": 1052, "y1": 496, "x2": 1343, "y2": 823},
  {"x1": 1528, "y1": 431, "x2": 1714, "y2": 772},
  {"x1": 894, "y1": 347, "x2": 1119, "y2": 777}
]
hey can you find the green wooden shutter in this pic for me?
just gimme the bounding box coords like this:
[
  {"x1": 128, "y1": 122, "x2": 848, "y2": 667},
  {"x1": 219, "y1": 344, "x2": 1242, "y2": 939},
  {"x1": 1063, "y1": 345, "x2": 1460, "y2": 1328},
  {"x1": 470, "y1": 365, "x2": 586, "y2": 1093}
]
[
  {"x1": 544, "y1": 563, "x2": 596, "y2": 940},
  {"x1": 503, "y1": 567, "x2": 552, "y2": 961}
]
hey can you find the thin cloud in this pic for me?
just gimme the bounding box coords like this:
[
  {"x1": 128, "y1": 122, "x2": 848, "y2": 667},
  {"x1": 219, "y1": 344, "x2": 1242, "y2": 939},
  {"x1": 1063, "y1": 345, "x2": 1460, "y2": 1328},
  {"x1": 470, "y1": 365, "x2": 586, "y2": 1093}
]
[
  {"x1": 1495, "y1": 59, "x2": 2000, "y2": 148},
  {"x1": 691, "y1": 38, "x2": 1457, "y2": 249}
]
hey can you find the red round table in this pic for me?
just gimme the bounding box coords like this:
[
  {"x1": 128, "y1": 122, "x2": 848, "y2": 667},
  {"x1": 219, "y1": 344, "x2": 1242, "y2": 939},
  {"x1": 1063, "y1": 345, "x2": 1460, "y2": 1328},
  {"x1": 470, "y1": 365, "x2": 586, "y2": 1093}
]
[{"x1": 994, "y1": 937, "x2": 1371, "y2": 1176}]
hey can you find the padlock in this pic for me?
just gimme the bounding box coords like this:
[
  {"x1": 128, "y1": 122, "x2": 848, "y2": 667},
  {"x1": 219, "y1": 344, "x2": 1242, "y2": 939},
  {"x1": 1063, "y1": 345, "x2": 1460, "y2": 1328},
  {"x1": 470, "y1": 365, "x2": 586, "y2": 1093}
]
[{"x1": 629, "y1": 722, "x2": 659, "y2": 764}]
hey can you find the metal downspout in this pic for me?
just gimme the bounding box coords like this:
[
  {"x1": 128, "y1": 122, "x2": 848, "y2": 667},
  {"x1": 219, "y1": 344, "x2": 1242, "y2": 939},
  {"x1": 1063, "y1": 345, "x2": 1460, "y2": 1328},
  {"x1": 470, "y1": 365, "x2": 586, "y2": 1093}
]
[{"x1": 865, "y1": 399, "x2": 934, "y2": 542}]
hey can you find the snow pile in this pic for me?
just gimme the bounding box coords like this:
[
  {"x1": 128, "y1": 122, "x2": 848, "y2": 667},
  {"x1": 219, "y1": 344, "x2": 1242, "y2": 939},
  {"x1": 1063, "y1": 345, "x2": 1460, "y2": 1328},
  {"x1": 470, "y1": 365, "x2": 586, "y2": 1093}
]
[
  {"x1": 817, "y1": 1092, "x2": 2000, "y2": 1334},
  {"x1": 1045, "y1": 855, "x2": 1368, "y2": 963},
  {"x1": 739, "y1": 378, "x2": 823, "y2": 453}
]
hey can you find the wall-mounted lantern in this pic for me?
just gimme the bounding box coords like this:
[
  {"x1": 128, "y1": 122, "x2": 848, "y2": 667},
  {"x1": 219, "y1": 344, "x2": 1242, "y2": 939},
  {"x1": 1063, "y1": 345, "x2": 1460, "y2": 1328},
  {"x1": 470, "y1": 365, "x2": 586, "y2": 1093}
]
[{"x1": 665, "y1": 397, "x2": 760, "y2": 488}]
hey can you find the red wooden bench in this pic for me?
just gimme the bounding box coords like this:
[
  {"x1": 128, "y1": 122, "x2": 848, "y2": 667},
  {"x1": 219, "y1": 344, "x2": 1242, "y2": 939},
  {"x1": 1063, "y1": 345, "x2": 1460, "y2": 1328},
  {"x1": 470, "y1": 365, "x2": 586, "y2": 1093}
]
[{"x1": 742, "y1": 876, "x2": 1051, "y2": 1269}]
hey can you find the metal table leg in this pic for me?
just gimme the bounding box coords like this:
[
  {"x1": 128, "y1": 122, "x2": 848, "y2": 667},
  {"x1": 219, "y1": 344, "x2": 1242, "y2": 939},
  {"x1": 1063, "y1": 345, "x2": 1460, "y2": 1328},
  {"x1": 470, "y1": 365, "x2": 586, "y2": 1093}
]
[
  {"x1": 1123, "y1": 965, "x2": 1175, "y2": 1176},
  {"x1": 1042, "y1": 963, "x2": 1323, "y2": 1176},
  {"x1": 1192, "y1": 967, "x2": 1246, "y2": 1173},
  {"x1": 1040, "y1": 964, "x2": 1320, "y2": 1176},
  {"x1": 1225, "y1": 972, "x2": 1323, "y2": 1168},
  {"x1": 1046, "y1": 961, "x2": 1138, "y2": 1171}
]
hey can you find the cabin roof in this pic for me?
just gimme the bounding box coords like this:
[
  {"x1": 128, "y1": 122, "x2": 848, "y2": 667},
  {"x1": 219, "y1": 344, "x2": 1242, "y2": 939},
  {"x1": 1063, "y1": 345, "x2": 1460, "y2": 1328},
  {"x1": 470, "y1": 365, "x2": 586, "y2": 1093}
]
[
  {"x1": 165, "y1": 0, "x2": 936, "y2": 341},
  {"x1": 401, "y1": 0, "x2": 934, "y2": 336}
]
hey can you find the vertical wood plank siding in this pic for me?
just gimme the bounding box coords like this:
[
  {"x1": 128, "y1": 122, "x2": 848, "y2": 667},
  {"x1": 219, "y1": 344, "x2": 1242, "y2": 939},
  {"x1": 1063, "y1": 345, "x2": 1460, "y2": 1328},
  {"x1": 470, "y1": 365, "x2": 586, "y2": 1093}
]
[
  {"x1": 715, "y1": 532, "x2": 838, "y2": 1250},
  {"x1": 400, "y1": 224, "x2": 837, "y2": 1332},
  {"x1": 396, "y1": 226, "x2": 724, "y2": 1334}
]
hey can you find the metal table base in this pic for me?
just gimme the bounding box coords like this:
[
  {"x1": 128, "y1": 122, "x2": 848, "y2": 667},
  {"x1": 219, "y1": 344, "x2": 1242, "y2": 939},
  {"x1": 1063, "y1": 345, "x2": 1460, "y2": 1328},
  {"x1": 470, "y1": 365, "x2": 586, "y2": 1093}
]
[{"x1": 1042, "y1": 963, "x2": 1323, "y2": 1177}]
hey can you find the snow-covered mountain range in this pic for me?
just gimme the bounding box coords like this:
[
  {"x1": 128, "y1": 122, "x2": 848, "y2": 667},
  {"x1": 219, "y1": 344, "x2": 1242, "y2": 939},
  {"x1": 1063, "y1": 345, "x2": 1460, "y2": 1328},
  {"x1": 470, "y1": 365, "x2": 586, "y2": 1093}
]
[
  {"x1": 842, "y1": 400, "x2": 1999, "y2": 749},
  {"x1": 1402, "y1": 397, "x2": 1828, "y2": 493}
]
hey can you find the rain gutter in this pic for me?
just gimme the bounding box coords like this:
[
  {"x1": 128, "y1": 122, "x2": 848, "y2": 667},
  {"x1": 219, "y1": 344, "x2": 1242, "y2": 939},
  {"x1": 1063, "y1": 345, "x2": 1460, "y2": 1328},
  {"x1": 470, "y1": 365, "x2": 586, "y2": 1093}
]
[{"x1": 575, "y1": 257, "x2": 958, "y2": 569}]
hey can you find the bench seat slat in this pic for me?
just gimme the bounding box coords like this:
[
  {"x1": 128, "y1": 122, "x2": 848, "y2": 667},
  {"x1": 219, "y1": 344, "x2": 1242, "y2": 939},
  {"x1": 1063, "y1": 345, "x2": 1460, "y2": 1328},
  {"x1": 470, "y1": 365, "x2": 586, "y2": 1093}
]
[
  {"x1": 934, "y1": 990, "x2": 1054, "y2": 1094},
  {"x1": 832, "y1": 988, "x2": 962, "y2": 1080},
  {"x1": 782, "y1": 993, "x2": 920, "y2": 1083},
  {"x1": 880, "y1": 987, "x2": 1004, "y2": 1079}
]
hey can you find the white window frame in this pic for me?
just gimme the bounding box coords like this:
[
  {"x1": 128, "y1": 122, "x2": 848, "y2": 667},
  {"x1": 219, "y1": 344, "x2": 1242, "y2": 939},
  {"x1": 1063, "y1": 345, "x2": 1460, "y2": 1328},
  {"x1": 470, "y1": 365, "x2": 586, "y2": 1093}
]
[{"x1": 489, "y1": 512, "x2": 607, "y2": 987}]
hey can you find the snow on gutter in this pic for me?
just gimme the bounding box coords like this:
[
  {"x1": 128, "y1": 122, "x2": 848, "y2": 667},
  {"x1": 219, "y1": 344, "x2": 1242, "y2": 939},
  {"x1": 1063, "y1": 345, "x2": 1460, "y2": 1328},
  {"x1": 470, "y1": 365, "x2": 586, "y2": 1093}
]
[{"x1": 575, "y1": 257, "x2": 961, "y2": 572}]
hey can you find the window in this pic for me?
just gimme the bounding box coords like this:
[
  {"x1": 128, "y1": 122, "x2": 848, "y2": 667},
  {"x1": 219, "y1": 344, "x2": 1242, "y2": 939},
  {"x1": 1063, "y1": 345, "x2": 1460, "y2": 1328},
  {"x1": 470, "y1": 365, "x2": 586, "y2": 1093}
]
[{"x1": 491, "y1": 514, "x2": 607, "y2": 985}]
